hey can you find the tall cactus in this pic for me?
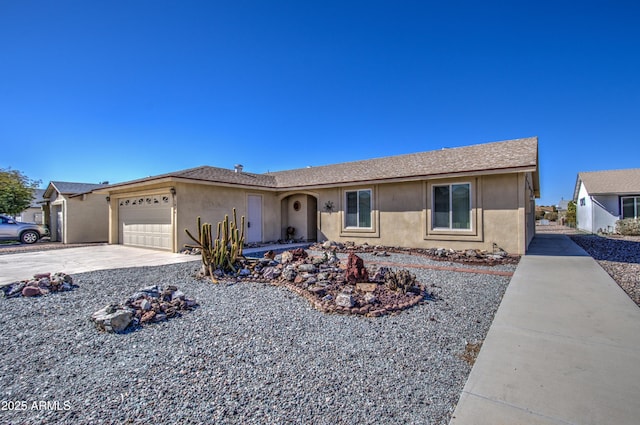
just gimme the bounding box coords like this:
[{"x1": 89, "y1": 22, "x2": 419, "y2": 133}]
[{"x1": 185, "y1": 208, "x2": 246, "y2": 283}]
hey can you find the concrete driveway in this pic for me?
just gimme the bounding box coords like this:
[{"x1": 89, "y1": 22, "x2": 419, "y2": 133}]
[{"x1": 0, "y1": 245, "x2": 201, "y2": 285}]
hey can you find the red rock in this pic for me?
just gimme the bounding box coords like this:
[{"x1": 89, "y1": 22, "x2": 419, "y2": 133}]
[
  {"x1": 140, "y1": 311, "x2": 156, "y2": 323},
  {"x1": 22, "y1": 286, "x2": 42, "y2": 297},
  {"x1": 345, "y1": 252, "x2": 369, "y2": 283},
  {"x1": 291, "y1": 248, "x2": 308, "y2": 261}
]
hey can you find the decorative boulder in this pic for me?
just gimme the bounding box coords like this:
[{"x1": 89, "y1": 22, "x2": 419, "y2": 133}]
[
  {"x1": 22, "y1": 286, "x2": 42, "y2": 297},
  {"x1": 91, "y1": 305, "x2": 134, "y2": 333},
  {"x1": 345, "y1": 252, "x2": 369, "y2": 283}
]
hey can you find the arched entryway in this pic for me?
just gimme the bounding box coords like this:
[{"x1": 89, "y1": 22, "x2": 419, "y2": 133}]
[{"x1": 280, "y1": 193, "x2": 318, "y2": 242}]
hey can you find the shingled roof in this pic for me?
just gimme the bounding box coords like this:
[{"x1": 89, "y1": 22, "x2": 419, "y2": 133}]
[
  {"x1": 574, "y1": 168, "x2": 640, "y2": 199},
  {"x1": 100, "y1": 165, "x2": 278, "y2": 190},
  {"x1": 269, "y1": 137, "x2": 538, "y2": 188},
  {"x1": 44, "y1": 181, "x2": 110, "y2": 198},
  {"x1": 101, "y1": 137, "x2": 539, "y2": 192}
]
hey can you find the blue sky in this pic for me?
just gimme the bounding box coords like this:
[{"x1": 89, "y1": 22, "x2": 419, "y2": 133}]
[{"x1": 1, "y1": 1, "x2": 638, "y2": 206}]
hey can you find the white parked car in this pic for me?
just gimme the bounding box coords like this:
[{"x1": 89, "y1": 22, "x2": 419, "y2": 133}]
[{"x1": 0, "y1": 215, "x2": 49, "y2": 244}]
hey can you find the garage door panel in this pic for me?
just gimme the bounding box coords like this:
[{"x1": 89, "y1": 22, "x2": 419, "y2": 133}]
[{"x1": 119, "y1": 194, "x2": 172, "y2": 250}]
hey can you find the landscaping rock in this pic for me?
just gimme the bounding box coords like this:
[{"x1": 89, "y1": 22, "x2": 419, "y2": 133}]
[
  {"x1": 282, "y1": 265, "x2": 297, "y2": 281},
  {"x1": 372, "y1": 266, "x2": 390, "y2": 283},
  {"x1": 356, "y1": 282, "x2": 377, "y2": 292},
  {"x1": 310, "y1": 241, "x2": 520, "y2": 266},
  {"x1": 364, "y1": 293, "x2": 378, "y2": 304},
  {"x1": 290, "y1": 248, "x2": 308, "y2": 262},
  {"x1": 22, "y1": 286, "x2": 42, "y2": 297},
  {"x1": 2, "y1": 273, "x2": 76, "y2": 298},
  {"x1": 140, "y1": 299, "x2": 152, "y2": 311},
  {"x1": 1, "y1": 282, "x2": 26, "y2": 298},
  {"x1": 345, "y1": 252, "x2": 369, "y2": 283},
  {"x1": 91, "y1": 305, "x2": 134, "y2": 333},
  {"x1": 91, "y1": 285, "x2": 198, "y2": 333},
  {"x1": 336, "y1": 292, "x2": 355, "y2": 308},
  {"x1": 261, "y1": 267, "x2": 280, "y2": 280},
  {"x1": 298, "y1": 263, "x2": 316, "y2": 273},
  {"x1": 280, "y1": 251, "x2": 293, "y2": 263},
  {"x1": 171, "y1": 290, "x2": 186, "y2": 301}
]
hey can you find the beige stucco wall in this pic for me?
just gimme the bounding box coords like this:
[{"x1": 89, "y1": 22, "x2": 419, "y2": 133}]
[
  {"x1": 281, "y1": 194, "x2": 318, "y2": 241},
  {"x1": 315, "y1": 173, "x2": 529, "y2": 254},
  {"x1": 480, "y1": 174, "x2": 524, "y2": 254},
  {"x1": 104, "y1": 171, "x2": 534, "y2": 255},
  {"x1": 62, "y1": 194, "x2": 109, "y2": 243},
  {"x1": 17, "y1": 207, "x2": 43, "y2": 224},
  {"x1": 174, "y1": 182, "x2": 280, "y2": 251},
  {"x1": 106, "y1": 181, "x2": 280, "y2": 251}
]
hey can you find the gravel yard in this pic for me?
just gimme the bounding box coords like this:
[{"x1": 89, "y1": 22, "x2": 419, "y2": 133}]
[
  {"x1": 0, "y1": 252, "x2": 513, "y2": 425},
  {"x1": 0, "y1": 241, "x2": 106, "y2": 255}
]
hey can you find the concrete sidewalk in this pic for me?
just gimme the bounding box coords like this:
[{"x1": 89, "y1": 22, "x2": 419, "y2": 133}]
[{"x1": 450, "y1": 234, "x2": 640, "y2": 424}]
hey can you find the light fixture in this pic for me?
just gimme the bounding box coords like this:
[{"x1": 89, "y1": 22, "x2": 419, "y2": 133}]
[
  {"x1": 106, "y1": 196, "x2": 110, "y2": 202},
  {"x1": 170, "y1": 187, "x2": 176, "y2": 195}
]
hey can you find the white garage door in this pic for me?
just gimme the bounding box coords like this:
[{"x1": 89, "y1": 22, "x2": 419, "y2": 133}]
[{"x1": 118, "y1": 194, "x2": 172, "y2": 250}]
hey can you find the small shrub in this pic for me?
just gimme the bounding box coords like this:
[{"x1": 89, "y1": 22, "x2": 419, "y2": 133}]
[
  {"x1": 565, "y1": 201, "x2": 577, "y2": 226},
  {"x1": 616, "y1": 218, "x2": 640, "y2": 235},
  {"x1": 544, "y1": 211, "x2": 558, "y2": 222},
  {"x1": 384, "y1": 269, "x2": 420, "y2": 294}
]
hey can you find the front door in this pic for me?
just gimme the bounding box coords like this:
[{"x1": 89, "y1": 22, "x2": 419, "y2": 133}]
[{"x1": 247, "y1": 195, "x2": 262, "y2": 243}]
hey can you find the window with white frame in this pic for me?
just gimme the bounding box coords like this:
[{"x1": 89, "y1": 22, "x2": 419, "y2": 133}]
[
  {"x1": 433, "y1": 183, "x2": 471, "y2": 230},
  {"x1": 621, "y1": 196, "x2": 640, "y2": 219},
  {"x1": 345, "y1": 189, "x2": 371, "y2": 228}
]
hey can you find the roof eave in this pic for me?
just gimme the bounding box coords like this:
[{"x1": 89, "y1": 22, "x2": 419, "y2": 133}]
[
  {"x1": 275, "y1": 165, "x2": 538, "y2": 191},
  {"x1": 95, "y1": 176, "x2": 279, "y2": 194}
]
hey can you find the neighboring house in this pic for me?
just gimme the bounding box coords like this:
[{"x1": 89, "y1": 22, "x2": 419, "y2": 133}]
[
  {"x1": 95, "y1": 137, "x2": 540, "y2": 254},
  {"x1": 573, "y1": 168, "x2": 640, "y2": 233},
  {"x1": 42, "y1": 181, "x2": 110, "y2": 243},
  {"x1": 15, "y1": 189, "x2": 46, "y2": 224}
]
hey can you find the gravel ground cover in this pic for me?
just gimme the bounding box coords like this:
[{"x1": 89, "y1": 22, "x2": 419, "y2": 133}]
[
  {"x1": 0, "y1": 252, "x2": 513, "y2": 425},
  {"x1": 0, "y1": 241, "x2": 106, "y2": 255}
]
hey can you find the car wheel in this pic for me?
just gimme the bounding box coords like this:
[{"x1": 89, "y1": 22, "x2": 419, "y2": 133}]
[{"x1": 21, "y1": 230, "x2": 39, "y2": 244}]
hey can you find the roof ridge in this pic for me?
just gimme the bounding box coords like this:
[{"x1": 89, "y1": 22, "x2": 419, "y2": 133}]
[
  {"x1": 580, "y1": 167, "x2": 640, "y2": 175},
  {"x1": 266, "y1": 136, "x2": 537, "y2": 176}
]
